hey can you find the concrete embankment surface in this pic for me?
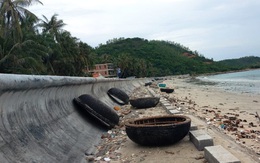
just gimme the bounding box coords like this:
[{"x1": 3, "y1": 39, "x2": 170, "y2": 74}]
[{"x1": 0, "y1": 74, "x2": 146, "y2": 163}]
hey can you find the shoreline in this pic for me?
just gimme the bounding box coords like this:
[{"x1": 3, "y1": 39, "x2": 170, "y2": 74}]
[
  {"x1": 192, "y1": 68, "x2": 260, "y2": 96},
  {"x1": 193, "y1": 67, "x2": 260, "y2": 77}
]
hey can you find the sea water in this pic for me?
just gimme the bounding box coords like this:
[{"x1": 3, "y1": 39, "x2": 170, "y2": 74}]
[{"x1": 197, "y1": 69, "x2": 260, "y2": 95}]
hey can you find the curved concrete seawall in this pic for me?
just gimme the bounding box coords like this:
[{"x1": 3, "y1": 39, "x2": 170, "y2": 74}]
[{"x1": 0, "y1": 74, "x2": 147, "y2": 163}]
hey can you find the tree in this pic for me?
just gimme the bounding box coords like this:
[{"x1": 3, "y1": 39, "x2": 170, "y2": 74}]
[
  {"x1": 0, "y1": 38, "x2": 47, "y2": 74},
  {"x1": 113, "y1": 53, "x2": 151, "y2": 78},
  {"x1": 78, "y1": 41, "x2": 95, "y2": 74},
  {"x1": 114, "y1": 53, "x2": 132, "y2": 78},
  {"x1": 21, "y1": 9, "x2": 41, "y2": 35},
  {"x1": 0, "y1": 0, "x2": 43, "y2": 42},
  {"x1": 38, "y1": 14, "x2": 66, "y2": 43},
  {"x1": 36, "y1": 14, "x2": 68, "y2": 75},
  {"x1": 0, "y1": 0, "x2": 46, "y2": 74}
]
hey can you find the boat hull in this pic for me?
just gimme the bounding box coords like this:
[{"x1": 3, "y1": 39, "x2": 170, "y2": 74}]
[
  {"x1": 129, "y1": 97, "x2": 160, "y2": 109},
  {"x1": 125, "y1": 115, "x2": 191, "y2": 146}
]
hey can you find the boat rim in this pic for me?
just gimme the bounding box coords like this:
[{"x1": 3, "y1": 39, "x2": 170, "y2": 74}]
[{"x1": 125, "y1": 115, "x2": 191, "y2": 127}]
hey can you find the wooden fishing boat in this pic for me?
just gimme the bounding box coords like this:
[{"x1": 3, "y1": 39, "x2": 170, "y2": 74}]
[
  {"x1": 125, "y1": 115, "x2": 191, "y2": 146},
  {"x1": 129, "y1": 97, "x2": 160, "y2": 109}
]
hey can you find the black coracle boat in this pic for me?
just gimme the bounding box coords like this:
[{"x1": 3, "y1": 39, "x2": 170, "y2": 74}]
[
  {"x1": 125, "y1": 115, "x2": 191, "y2": 146},
  {"x1": 129, "y1": 97, "x2": 160, "y2": 109}
]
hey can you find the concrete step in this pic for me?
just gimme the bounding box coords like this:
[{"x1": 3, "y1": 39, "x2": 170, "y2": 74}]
[
  {"x1": 204, "y1": 145, "x2": 241, "y2": 163},
  {"x1": 189, "y1": 130, "x2": 214, "y2": 151},
  {"x1": 190, "y1": 123, "x2": 198, "y2": 131}
]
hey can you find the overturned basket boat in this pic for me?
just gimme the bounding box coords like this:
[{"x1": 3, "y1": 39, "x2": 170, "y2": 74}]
[
  {"x1": 125, "y1": 115, "x2": 191, "y2": 146},
  {"x1": 160, "y1": 88, "x2": 174, "y2": 93},
  {"x1": 107, "y1": 87, "x2": 129, "y2": 105},
  {"x1": 73, "y1": 94, "x2": 119, "y2": 129},
  {"x1": 129, "y1": 97, "x2": 160, "y2": 109},
  {"x1": 144, "y1": 81, "x2": 152, "y2": 86}
]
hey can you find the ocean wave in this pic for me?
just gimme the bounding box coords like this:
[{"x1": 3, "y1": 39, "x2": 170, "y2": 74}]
[{"x1": 197, "y1": 70, "x2": 260, "y2": 95}]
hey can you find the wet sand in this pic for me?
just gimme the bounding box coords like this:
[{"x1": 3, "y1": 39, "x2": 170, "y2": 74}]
[{"x1": 88, "y1": 76, "x2": 260, "y2": 163}]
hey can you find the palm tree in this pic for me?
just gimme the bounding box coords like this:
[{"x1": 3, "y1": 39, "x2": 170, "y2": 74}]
[
  {"x1": 0, "y1": 0, "x2": 43, "y2": 42},
  {"x1": 38, "y1": 14, "x2": 66, "y2": 43},
  {"x1": 0, "y1": 0, "x2": 46, "y2": 74},
  {"x1": 115, "y1": 53, "x2": 133, "y2": 78},
  {"x1": 21, "y1": 10, "x2": 41, "y2": 35},
  {"x1": 0, "y1": 39, "x2": 47, "y2": 74},
  {"x1": 78, "y1": 41, "x2": 95, "y2": 74}
]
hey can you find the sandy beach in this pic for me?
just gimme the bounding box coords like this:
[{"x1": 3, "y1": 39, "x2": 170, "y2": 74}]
[
  {"x1": 169, "y1": 77, "x2": 260, "y2": 153},
  {"x1": 88, "y1": 76, "x2": 260, "y2": 163}
]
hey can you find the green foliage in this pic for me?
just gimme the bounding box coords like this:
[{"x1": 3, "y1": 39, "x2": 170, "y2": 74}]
[
  {"x1": 112, "y1": 53, "x2": 151, "y2": 78},
  {"x1": 218, "y1": 56, "x2": 260, "y2": 69},
  {"x1": 95, "y1": 37, "x2": 234, "y2": 77},
  {"x1": 0, "y1": 8, "x2": 94, "y2": 76}
]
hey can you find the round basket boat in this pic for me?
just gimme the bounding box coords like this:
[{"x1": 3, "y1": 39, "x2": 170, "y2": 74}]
[
  {"x1": 129, "y1": 97, "x2": 160, "y2": 109},
  {"x1": 158, "y1": 83, "x2": 167, "y2": 88},
  {"x1": 107, "y1": 87, "x2": 129, "y2": 105},
  {"x1": 125, "y1": 115, "x2": 191, "y2": 146},
  {"x1": 160, "y1": 88, "x2": 174, "y2": 93},
  {"x1": 73, "y1": 94, "x2": 119, "y2": 129},
  {"x1": 144, "y1": 82, "x2": 152, "y2": 86}
]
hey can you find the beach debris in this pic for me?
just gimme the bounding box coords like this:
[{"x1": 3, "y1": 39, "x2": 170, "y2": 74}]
[
  {"x1": 179, "y1": 93, "x2": 260, "y2": 154},
  {"x1": 249, "y1": 122, "x2": 257, "y2": 127},
  {"x1": 95, "y1": 156, "x2": 102, "y2": 161},
  {"x1": 85, "y1": 155, "x2": 95, "y2": 162},
  {"x1": 114, "y1": 106, "x2": 121, "y2": 111},
  {"x1": 194, "y1": 155, "x2": 204, "y2": 160},
  {"x1": 255, "y1": 112, "x2": 260, "y2": 122},
  {"x1": 165, "y1": 151, "x2": 175, "y2": 155},
  {"x1": 229, "y1": 107, "x2": 240, "y2": 111},
  {"x1": 104, "y1": 157, "x2": 111, "y2": 161}
]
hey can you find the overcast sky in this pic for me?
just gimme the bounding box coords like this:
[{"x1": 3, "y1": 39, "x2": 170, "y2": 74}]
[{"x1": 29, "y1": 0, "x2": 260, "y2": 61}]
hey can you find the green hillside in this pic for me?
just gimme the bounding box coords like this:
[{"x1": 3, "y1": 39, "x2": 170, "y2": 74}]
[
  {"x1": 218, "y1": 56, "x2": 260, "y2": 69},
  {"x1": 94, "y1": 37, "x2": 230, "y2": 77}
]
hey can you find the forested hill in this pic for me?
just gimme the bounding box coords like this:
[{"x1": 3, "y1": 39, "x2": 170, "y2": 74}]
[
  {"x1": 217, "y1": 56, "x2": 260, "y2": 69},
  {"x1": 94, "y1": 37, "x2": 229, "y2": 77}
]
